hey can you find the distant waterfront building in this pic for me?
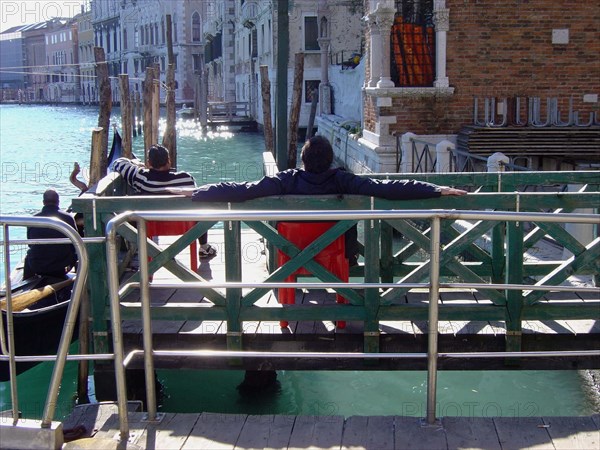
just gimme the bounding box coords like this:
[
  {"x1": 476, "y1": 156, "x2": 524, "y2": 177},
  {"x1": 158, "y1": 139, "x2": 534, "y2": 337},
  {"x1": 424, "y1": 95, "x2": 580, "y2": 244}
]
[
  {"x1": 90, "y1": 0, "x2": 211, "y2": 105},
  {"x1": 0, "y1": 27, "x2": 25, "y2": 102},
  {"x1": 77, "y1": 7, "x2": 96, "y2": 104},
  {"x1": 21, "y1": 21, "x2": 53, "y2": 102},
  {"x1": 44, "y1": 19, "x2": 79, "y2": 103},
  {"x1": 91, "y1": 0, "x2": 120, "y2": 103}
]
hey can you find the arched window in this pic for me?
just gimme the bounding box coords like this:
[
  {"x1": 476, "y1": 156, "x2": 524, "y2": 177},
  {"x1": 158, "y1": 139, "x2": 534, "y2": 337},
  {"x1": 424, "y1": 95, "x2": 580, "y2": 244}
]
[{"x1": 192, "y1": 12, "x2": 201, "y2": 42}]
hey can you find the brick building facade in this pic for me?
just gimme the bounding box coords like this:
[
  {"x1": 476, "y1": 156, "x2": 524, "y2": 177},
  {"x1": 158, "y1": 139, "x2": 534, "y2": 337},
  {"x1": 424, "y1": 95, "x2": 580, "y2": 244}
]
[{"x1": 352, "y1": 0, "x2": 599, "y2": 172}]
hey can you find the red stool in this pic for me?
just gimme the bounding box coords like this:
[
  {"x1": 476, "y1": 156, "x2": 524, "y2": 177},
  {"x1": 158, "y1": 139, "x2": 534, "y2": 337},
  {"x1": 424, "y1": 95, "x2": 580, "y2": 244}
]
[
  {"x1": 146, "y1": 221, "x2": 198, "y2": 270},
  {"x1": 276, "y1": 222, "x2": 349, "y2": 329}
]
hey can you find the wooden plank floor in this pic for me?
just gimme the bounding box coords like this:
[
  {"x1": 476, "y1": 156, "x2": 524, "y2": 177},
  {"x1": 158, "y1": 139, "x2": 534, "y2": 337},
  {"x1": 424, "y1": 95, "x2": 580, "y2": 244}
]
[{"x1": 62, "y1": 403, "x2": 600, "y2": 450}]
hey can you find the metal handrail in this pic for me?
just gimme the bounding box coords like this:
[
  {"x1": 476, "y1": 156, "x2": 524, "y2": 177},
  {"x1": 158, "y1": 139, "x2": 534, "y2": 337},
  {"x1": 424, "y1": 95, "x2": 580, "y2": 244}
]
[
  {"x1": 105, "y1": 208, "x2": 600, "y2": 439},
  {"x1": 0, "y1": 216, "x2": 92, "y2": 428}
]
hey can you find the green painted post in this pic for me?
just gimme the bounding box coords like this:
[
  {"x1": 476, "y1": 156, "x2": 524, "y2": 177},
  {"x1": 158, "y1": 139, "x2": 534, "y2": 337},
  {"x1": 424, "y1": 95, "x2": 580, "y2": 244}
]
[
  {"x1": 380, "y1": 221, "x2": 393, "y2": 282},
  {"x1": 505, "y1": 220, "x2": 524, "y2": 353},
  {"x1": 491, "y1": 223, "x2": 506, "y2": 283},
  {"x1": 363, "y1": 218, "x2": 381, "y2": 354},
  {"x1": 86, "y1": 211, "x2": 116, "y2": 400},
  {"x1": 224, "y1": 220, "x2": 243, "y2": 358},
  {"x1": 275, "y1": 0, "x2": 289, "y2": 170},
  {"x1": 85, "y1": 212, "x2": 110, "y2": 356}
]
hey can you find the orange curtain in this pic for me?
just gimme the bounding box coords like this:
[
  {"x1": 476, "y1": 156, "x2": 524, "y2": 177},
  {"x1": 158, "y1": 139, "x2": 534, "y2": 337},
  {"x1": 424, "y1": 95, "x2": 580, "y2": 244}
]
[{"x1": 392, "y1": 16, "x2": 435, "y2": 86}]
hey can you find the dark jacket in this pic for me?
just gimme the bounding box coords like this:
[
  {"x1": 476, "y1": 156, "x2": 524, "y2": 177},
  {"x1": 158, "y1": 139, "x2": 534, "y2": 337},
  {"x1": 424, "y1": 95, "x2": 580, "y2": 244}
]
[
  {"x1": 191, "y1": 168, "x2": 442, "y2": 202},
  {"x1": 24, "y1": 205, "x2": 78, "y2": 279}
]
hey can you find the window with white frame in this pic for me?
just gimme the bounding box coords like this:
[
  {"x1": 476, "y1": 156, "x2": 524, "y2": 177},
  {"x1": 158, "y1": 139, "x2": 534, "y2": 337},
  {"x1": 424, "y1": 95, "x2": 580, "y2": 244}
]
[{"x1": 391, "y1": 0, "x2": 435, "y2": 87}]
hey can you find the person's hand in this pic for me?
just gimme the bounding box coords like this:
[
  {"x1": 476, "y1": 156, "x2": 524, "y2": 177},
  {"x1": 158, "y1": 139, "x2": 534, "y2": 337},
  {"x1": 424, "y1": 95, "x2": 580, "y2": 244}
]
[
  {"x1": 166, "y1": 187, "x2": 195, "y2": 197},
  {"x1": 440, "y1": 187, "x2": 468, "y2": 196}
]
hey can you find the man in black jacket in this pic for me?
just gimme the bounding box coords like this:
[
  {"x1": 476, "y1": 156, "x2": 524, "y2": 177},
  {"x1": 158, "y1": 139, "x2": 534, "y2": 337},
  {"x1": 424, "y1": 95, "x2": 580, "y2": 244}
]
[
  {"x1": 173, "y1": 135, "x2": 467, "y2": 262},
  {"x1": 176, "y1": 135, "x2": 467, "y2": 201},
  {"x1": 23, "y1": 189, "x2": 78, "y2": 279}
]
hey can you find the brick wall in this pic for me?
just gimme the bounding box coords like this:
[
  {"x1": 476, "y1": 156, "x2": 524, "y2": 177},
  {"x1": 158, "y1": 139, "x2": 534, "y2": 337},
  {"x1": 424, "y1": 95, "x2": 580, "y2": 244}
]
[{"x1": 366, "y1": 0, "x2": 600, "y2": 136}]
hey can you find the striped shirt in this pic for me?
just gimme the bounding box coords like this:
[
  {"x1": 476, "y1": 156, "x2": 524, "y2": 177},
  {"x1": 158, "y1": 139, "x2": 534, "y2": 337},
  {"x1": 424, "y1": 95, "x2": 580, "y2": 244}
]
[{"x1": 111, "y1": 157, "x2": 196, "y2": 194}]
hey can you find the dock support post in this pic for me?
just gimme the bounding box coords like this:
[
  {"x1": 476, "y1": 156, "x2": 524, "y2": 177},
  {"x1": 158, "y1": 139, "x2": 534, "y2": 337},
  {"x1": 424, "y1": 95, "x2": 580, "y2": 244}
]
[
  {"x1": 380, "y1": 221, "x2": 394, "y2": 283},
  {"x1": 488, "y1": 159, "x2": 509, "y2": 284},
  {"x1": 505, "y1": 220, "x2": 524, "y2": 353},
  {"x1": 364, "y1": 214, "x2": 381, "y2": 355},
  {"x1": 225, "y1": 220, "x2": 243, "y2": 361}
]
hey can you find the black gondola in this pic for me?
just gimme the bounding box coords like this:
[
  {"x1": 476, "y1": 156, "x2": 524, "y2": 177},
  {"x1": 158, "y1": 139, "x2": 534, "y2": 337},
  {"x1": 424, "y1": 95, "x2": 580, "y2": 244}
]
[{"x1": 0, "y1": 270, "x2": 77, "y2": 381}]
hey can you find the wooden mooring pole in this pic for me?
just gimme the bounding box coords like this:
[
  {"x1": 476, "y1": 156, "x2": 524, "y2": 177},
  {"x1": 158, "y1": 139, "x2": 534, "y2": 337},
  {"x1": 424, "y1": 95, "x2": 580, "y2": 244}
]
[
  {"x1": 288, "y1": 53, "x2": 304, "y2": 169},
  {"x1": 162, "y1": 14, "x2": 177, "y2": 168},
  {"x1": 91, "y1": 47, "x2": 111, "y2": 184},
  {"x1": 143, "y1": 67, "x2": 154, "y2": 157},
  {"x1": 131, "y1": 92, "x2": 137, "y2": 138},
  {"x1": 119, "y1": 74, "x2": 133, "y2": 158},
  {"x1": 306, "y1": 89, "x2": 318, "y2": 139},
  {"x1": 135, "y1": 90, "x2": 142, "y2": 136},
  {"x1": 152, "y1": 68, "x2": 160, "y2": 146},
  {"x1": 259, "y1": 65, "x2": 274, "y2": 154},
  {"x1": 89, "y1": 127, "x2": 105, "y2": 186}
]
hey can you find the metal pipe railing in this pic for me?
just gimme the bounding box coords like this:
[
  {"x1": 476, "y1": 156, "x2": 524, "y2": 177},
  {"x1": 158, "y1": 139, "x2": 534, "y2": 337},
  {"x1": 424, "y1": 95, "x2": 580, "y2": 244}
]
[
  {"x1": 0, "y1": 216, "x2": 90, "y2": 428},
  {"x1": 426, "y1": 216, "x2": 441, "y2": 425},
  {"x1": 105, "y1": 208, "x2": 599, "y2": 438}
]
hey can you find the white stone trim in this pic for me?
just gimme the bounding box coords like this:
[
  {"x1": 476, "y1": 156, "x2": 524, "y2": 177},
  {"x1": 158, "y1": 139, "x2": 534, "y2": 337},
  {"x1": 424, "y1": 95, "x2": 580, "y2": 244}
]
[
  {"x1": 365, "y1": 86, "x2": 454, "y2": 98},
  {"x1": 365, "y1": 0, "x2": 454, "y2": 98}
]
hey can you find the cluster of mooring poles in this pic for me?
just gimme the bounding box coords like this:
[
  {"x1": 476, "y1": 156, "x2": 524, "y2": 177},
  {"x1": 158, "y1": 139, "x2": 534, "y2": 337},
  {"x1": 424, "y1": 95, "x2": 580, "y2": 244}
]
[{"x1": 89, "y1": 15, "x2": 178, "y2": 184}]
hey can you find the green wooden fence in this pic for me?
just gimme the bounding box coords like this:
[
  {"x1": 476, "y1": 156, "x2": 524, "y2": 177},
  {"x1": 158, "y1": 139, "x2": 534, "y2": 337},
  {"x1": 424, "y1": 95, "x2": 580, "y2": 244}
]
[{"x1": 71, "y1": 171, "x2": 600, "y2": 357}]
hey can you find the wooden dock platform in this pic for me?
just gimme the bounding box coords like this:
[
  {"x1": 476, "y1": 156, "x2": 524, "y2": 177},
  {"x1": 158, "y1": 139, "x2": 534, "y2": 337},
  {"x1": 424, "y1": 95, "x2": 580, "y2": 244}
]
[{"x1": 61, "y1": 402, "x2": 600, "y2": 449}]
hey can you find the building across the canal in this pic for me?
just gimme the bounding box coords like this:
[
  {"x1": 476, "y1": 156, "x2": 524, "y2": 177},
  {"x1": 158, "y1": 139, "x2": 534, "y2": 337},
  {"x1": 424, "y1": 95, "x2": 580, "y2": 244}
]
[{"x1": 0, "y1": 1, "x2": 598, "y2": 174}]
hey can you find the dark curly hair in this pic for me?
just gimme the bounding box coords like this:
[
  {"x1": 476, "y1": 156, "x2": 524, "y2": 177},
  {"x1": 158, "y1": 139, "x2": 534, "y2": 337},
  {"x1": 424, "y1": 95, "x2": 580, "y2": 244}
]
[
  {"x1": 300, "y1": 135, "x2": 333, "y2": 174},
  {"x1": 148, "y1": 144, "x2": 170, "y2": 169}
]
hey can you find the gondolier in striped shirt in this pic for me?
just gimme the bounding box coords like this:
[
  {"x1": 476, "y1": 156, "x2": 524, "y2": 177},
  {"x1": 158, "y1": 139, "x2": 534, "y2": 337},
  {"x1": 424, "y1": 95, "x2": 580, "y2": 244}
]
[{"x1": 111, "y1": 144, "x2": 216, "y2": 258}]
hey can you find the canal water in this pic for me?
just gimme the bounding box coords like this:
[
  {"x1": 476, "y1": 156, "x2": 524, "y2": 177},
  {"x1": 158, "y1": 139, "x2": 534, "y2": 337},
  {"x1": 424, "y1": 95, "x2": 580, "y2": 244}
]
[{"x1": 0, "y1": 104, "x2": 597, "y2": 420}]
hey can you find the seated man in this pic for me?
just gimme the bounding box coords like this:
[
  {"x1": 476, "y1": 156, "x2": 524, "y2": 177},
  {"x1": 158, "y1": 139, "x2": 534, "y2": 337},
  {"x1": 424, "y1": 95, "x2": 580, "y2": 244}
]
[
  {"x1": 23, "y1": 189, "x2": 78, "y2": 280},
  {"x1": 111, "y1": 144, "x2": 216, "y2": 258},
  {"x1": 174, "y1": 135, "x2": 467, "y2": 261}
]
